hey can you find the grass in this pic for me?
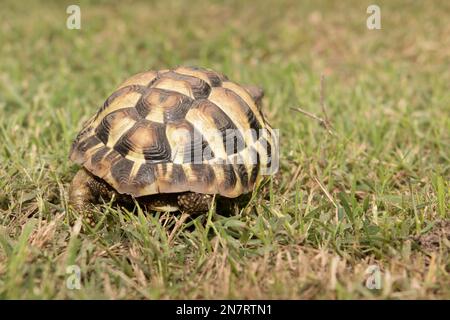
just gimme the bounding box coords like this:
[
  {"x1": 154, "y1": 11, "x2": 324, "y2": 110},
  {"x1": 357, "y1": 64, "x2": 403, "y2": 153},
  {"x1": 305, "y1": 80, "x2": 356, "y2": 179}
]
[{"x1": 0, "y1": 0, "x2": 449, "y2": 299}]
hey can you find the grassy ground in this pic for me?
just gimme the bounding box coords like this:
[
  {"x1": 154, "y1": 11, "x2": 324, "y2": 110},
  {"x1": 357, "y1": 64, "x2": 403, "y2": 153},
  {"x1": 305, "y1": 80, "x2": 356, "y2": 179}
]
[{"x1": 0, "y1": 0, "x2": 449, "y2": 299}]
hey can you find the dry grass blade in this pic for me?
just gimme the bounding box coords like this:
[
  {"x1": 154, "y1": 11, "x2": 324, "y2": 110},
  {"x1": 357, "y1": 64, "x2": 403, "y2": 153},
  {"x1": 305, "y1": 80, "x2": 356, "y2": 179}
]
[{"x1": 291, "y1": 74, "x2": 335, "y2": 136}]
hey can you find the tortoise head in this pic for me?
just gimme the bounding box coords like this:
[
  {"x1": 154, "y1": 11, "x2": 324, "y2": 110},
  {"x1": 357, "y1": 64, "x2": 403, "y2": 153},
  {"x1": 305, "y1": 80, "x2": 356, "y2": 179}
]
[{"x1": 244, "y1": 85, "x2": 264, "y2": 110}]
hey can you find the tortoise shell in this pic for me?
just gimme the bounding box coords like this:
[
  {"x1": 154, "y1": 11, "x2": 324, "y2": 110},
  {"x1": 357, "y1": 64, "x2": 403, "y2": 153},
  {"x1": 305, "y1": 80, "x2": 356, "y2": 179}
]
[{"x1": 70, "y1": 66, "x2": 276, "y2": 198}]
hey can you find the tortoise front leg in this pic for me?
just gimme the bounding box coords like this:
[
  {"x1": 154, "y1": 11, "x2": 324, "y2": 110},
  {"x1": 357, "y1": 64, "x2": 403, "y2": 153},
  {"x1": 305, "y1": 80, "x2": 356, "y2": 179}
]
[{"x1": 69, "y1": 168, "x2": 114, "y2": 227}]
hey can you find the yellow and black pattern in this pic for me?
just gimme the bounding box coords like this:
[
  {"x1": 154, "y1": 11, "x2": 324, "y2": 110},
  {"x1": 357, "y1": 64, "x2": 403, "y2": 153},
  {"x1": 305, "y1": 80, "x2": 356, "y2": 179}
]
[{"x1": 70, "y1": 66, "x2": 275, "y2": 198}]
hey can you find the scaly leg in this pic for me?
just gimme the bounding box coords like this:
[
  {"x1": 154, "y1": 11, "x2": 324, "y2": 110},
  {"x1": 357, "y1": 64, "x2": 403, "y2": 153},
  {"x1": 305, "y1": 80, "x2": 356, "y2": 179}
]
[
  {"x1": 69, "y1": 168, "x2": 115, "y2": 227},
  {"x1": 177, "y1": 192, "x2": 214, "y2": 213}
]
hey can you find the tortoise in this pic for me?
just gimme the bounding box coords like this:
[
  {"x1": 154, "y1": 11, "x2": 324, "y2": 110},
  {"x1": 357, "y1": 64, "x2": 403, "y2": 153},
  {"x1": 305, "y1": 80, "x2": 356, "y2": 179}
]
[{"x1": 69, "y1": 66, "x2": 277, "y2": 223}]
